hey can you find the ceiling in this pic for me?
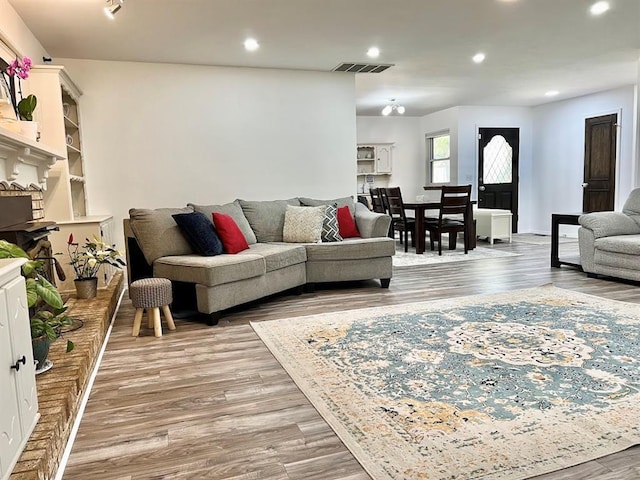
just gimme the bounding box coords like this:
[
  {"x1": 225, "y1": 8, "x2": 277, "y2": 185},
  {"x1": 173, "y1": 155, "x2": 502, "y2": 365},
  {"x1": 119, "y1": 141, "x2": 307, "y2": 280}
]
[{"x1": 7, "y1": 0, "x2": 640, "y2": 116}]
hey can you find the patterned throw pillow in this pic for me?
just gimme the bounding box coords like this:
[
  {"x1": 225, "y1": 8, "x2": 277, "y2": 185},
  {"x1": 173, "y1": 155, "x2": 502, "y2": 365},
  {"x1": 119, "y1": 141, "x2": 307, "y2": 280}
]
[
  {"x1": 282, "y1": 205, "x2": 325, "y2": 243},
  {"x1": 322, "y1": 204, "x2": 343, "y2": 242}
]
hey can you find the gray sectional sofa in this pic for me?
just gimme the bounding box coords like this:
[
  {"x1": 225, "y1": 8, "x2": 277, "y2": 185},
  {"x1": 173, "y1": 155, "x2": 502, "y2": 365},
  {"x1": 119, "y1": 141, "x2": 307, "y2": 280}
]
[
  {"x1": 124, "y1": 196, "x2": 394, "y2": 324},
  {"x1": 578, "y1": 188, "x2": 640, "y2": 282}
]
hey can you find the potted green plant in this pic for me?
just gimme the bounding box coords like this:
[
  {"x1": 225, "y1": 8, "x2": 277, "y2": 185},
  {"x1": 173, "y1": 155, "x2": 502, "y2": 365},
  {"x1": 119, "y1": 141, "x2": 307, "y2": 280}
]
[
  {"x1": 0, "y1": 240, "x2": 74, "y2": 371},
  {"x1": 67, "y1": 234, "x2": 125, "y2": 299}
]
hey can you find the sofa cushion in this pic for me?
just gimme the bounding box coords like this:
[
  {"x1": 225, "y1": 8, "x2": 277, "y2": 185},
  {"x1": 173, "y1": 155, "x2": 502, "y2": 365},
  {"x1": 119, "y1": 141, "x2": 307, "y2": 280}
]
[
  {"x1": 154, "y1": 253, "x2": 265, "y2": 287},
  {"x1": 283, "y1": 205, "x2": 325, "y2": 243},
  {"x1": 245, "y1": 243, "x2": 307, "y2": 272},
  {"x1": 188, "y1": 200, "x2": 257, "y2": 245},
  {"x1": 303, "y1": 237, "x2": 395, "y2": 262},
  {"x1": 172, "y1": 211, "x2": 224, "y2": 256},
  {"x1": 129, "y1": 207, "x2": 194, "y2": 264},
  {"x1": 595, "y1": 235, "x2": 640, "y2": 255},
  {"x1": 213, "y1": 212, "x2": 250, "y2": 254},
  {"x1": 337, "y1": 205, "x2": 360, "y2": 238},
  {"x1": 238, "y1": 198, "x2": 300, "y2": 243},
  {"x1": 322, "y1": 204, "x2": 343, "y2": 242},
  {"x1": 578, "y1": 212, "x2": 640, "y2": 238},
  {"x1": 299, "y1": 196, "x2": 355, "y2": 216}
]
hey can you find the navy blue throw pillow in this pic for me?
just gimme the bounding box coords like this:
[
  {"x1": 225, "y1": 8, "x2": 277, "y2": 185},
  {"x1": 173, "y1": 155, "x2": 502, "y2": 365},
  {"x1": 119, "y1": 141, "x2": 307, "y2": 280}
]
[{"x1": 172, "y1": 211, "x2": 224, "y2": 256}]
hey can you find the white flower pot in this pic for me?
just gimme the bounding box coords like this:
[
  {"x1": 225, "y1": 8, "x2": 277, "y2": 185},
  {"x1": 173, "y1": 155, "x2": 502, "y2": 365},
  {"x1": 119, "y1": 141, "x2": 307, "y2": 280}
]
[{"x1": 19, "y1": 121, "x2": 39, "y2": 142}]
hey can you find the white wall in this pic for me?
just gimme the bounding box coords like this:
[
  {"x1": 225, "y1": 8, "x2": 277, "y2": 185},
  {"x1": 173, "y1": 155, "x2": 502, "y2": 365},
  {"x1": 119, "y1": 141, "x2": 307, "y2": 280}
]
[
  {"x1": 61, "y1": 59, "x2": 356, "y2": 247},
  {"x1": 531, "y1": 85, "x2": 636, "y2": 234},
  {"x1": 356, "y1": 116, "x2": 423, "y2": 200},
  {"x1": 0, "y1": 0, "x2": 48, "y2": 61}
]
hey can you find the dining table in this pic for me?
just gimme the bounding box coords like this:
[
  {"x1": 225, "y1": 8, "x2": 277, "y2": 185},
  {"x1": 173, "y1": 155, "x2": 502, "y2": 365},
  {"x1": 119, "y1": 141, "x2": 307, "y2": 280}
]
[{"x1": 403, "y1": 201, "x2": 477, "y2": 254}]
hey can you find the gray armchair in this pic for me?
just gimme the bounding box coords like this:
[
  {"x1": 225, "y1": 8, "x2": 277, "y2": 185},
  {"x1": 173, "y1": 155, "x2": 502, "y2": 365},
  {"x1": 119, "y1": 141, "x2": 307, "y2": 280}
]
[{"x1": 578, "y1": 188, "x2": 640, "y2": 281}]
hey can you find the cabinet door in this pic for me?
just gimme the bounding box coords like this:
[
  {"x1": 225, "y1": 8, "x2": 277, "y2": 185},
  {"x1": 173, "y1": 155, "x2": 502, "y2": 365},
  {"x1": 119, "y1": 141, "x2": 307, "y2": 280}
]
[
  {"x1": 0, "y1": 288, "x2": 22, "y2": 479},
  {"x1": 6, "y1": 276, "x2": 38, "y2": 436},
  {"x1": 376, "y1": 145, "x2": 392, "y2": 173}
]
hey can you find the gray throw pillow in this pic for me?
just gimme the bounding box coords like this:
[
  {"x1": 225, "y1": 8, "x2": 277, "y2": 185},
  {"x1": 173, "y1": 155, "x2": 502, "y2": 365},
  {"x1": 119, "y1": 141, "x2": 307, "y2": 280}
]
[
  {"x1": 238, "y1": 198, "x2": 300, "y2": 243},
  {"x1": 188, "y1": 199, "x2": 257, "y2": 244},
  {"x1": 129, "y1": 207, "x2": 194, "y2": 264},
  {"x1": 299, "y1": 196, "x2": 355, "y2": 216}
]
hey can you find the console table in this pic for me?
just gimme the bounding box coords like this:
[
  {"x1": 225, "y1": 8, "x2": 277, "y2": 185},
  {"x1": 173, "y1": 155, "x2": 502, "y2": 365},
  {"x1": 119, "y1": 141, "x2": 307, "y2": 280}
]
[{"x1": 551, "y1": 213, "x2": 583, "y2": 269}]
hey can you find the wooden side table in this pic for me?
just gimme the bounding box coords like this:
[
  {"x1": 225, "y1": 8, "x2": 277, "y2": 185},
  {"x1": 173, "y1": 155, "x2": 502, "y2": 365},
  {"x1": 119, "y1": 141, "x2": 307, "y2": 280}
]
[{"x1": 551, "y1": 213, "x2": 583, "y2": 269}]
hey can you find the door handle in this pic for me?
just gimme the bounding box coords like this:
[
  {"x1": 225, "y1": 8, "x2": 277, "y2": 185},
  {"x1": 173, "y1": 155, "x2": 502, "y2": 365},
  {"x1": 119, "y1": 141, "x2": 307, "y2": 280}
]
[
  {"x1": 582, "y1": 183, "x2": 589, "y2": 188},
  {"x1": 10, "y1": 356, "x2": 26, "y2": 372},
  {"x1": 479, "y1": 186, "x2": 486, "y2": 191}
]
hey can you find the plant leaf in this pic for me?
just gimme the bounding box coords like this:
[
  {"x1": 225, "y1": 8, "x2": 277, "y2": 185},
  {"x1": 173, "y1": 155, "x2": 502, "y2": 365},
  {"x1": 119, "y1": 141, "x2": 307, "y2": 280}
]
[
  {"x1": 25, "y1": 278, "x2": 37, "y2": 307},
  {"x1": 34, "y1": 275, "x2": 64, "y2": 309},
  {"x1": 66, "y1": 340, "x2": 74, "y2": 353}
]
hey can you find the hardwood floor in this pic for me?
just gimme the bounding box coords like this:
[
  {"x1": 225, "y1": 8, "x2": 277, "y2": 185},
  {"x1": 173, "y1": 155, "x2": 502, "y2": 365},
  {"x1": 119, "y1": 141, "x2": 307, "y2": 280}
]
[{"x1": 62, "y1": 238, "x2": 640, "y2": 480}]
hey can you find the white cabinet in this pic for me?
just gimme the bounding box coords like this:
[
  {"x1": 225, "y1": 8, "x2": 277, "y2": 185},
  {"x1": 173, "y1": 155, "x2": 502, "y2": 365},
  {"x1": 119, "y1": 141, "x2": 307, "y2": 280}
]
[
  {"x1": 26, "y1": 66, "x2": 89, "y2": 221},
  {"x1": 0, "y1": 259, "x2": 39, "y2": 480},
  {"x1": 356, "y1": 143, "x2": 393, "y2": 193}
]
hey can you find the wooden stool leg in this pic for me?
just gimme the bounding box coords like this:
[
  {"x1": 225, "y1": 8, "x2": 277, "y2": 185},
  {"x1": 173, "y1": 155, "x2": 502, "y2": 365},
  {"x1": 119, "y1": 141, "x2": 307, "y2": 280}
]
[
  {"x1": 132, "y1": 308, "x2": 143, "y2": 337},
  {"x1": 151, "y1": 307, "x2": 162, "y2": 337},
  {"x1": 162, "y1": 305, "x2": 176, "y2": 330}
]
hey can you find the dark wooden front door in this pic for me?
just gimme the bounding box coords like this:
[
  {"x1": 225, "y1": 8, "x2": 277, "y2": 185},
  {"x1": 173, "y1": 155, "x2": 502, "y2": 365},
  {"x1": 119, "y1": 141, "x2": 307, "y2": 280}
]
[
  {"x1": 583, "y1": 114, "x2": 617, "y2": 212},
  {"x1": 478, "y1": 127, "x2": 519, "y2": 232}
]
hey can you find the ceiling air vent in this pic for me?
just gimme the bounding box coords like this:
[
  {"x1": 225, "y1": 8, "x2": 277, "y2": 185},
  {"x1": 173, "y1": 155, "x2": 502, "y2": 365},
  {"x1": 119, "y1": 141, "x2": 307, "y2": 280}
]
[{"x1": 332, "y1": 63, "x2": 394, "y2": 73}]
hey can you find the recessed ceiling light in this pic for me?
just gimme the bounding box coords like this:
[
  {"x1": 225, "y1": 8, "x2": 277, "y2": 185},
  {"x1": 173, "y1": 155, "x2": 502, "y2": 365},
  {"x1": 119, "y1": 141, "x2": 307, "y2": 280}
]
[
  {"x1": 244, "y1": 38, "x2": 260, "y2": 52},
  {"x1": 367, "y1": 47, "x2": 380, "y2": 59},
  {"x1": 545, "y1": 90, "x2": 560, "y2": 97},
  {"x1": 590, "y1": 1, "x2": 610, "y2": 15},
  {"x1": 472, "y1": 53, "x2": 486, "y2": 64}
]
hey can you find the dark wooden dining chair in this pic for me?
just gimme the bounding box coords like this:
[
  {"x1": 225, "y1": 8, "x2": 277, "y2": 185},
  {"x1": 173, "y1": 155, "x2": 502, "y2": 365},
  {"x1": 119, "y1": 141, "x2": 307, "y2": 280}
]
[
  {"x1": 369, "y1": 188, "x2": 386, "y2": 214},
  {"x1": 383, "y1": 187, "x2": 415, "y2": 252},
  {"x1": 425, "y1": 185, "x2": 472, "y2": 255}
]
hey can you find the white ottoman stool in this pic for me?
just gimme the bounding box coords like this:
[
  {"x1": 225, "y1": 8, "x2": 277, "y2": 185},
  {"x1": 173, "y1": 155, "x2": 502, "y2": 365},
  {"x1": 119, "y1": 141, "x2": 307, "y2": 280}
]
[
  {"x1": 130, "y1": 278, "x2": 176, "y2": 337},
  {"x1": 474, "y1": 208, "x2": 513, "y2": 245}
]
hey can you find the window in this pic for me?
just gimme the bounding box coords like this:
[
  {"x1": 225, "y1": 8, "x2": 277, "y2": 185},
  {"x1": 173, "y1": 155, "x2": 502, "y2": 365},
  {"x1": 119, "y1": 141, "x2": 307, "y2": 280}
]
[{"x1": 427, "y1": 132, "x2": 450, "y2": 183}]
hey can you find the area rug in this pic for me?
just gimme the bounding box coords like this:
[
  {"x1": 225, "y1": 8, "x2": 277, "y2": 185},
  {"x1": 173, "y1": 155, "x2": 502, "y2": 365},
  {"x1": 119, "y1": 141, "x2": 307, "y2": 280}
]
[
  {"x1": 251, "y1": 286, "x2": 640, "y2": 480},
  {"x1": 392, "y1": 246, "x2": 520, "y2": 268}
]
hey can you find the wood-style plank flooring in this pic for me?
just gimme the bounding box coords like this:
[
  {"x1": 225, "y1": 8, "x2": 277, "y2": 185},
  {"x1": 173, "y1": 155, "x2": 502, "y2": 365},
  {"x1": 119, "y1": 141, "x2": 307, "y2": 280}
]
[{"x1": 62, "y1": 237, "x2": 640, "y2": 480}]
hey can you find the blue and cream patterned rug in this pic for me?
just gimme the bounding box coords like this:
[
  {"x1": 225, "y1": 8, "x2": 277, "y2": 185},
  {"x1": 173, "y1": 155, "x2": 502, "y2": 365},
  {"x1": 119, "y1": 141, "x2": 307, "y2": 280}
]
[{"x1": 251, "y1": 286, "x2": 640, "y2": 480}]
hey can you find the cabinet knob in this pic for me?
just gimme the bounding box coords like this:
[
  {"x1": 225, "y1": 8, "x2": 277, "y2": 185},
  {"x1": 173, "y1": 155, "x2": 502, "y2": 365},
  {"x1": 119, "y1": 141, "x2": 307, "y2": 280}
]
[{"x1": 10, "y1": 356, "x2": 26, "y2": 372}]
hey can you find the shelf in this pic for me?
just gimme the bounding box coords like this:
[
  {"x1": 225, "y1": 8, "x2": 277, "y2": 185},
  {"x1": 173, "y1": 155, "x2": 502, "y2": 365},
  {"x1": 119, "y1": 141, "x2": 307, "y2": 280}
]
[
  {"x1": 64, "y1": 116, "x2": 79, "y2": 130},
  {"x1": 66, "y1": 144, "x2": 82, "y2": 154}
]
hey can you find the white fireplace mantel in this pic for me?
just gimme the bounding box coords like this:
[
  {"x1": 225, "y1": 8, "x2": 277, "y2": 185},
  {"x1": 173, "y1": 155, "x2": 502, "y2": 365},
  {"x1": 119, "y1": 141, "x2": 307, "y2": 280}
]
[{"x1": 0, "y1": 126, "x2": 64, "y2": 191}]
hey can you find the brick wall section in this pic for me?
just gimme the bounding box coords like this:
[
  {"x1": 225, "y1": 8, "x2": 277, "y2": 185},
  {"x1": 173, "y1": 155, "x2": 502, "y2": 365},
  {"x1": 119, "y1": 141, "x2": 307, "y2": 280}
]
[{"x1": 10, "y1": 272, "x2": 125, "y2": 480}]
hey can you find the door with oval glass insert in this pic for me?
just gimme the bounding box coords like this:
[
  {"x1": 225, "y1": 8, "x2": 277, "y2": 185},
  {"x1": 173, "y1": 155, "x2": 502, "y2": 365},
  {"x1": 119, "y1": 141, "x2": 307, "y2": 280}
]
[{"x1": 478, "y1": 127, "x2": 519, "y2": 232}]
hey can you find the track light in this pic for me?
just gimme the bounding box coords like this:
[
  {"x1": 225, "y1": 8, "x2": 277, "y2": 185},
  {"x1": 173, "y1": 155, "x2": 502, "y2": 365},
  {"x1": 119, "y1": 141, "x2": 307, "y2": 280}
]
[
  {"x1": 381, "y1": 99, "x2": 405, "y2": 116},
  {"x1": 104, "y1": 0, "x2": 123, "y2": 19}
]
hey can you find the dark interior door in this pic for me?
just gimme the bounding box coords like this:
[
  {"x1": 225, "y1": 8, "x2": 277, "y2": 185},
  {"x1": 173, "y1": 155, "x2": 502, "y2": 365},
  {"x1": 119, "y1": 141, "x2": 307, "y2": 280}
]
[
  {"x1": 583, "y1": 114, "x2": 617, "y2": 212},
  {"x1": 478, "y1": 128, "x2": 519, "y2": 232}
]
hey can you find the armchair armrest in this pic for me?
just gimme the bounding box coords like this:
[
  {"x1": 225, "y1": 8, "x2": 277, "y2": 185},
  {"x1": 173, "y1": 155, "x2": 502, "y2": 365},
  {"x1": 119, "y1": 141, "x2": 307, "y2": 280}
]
[
  {"x1": 355, "y1": 202, "x2": 391, "y2": 238},
  {"x1": 578, "y1": 212, "x2": 640, "y2": 239}
]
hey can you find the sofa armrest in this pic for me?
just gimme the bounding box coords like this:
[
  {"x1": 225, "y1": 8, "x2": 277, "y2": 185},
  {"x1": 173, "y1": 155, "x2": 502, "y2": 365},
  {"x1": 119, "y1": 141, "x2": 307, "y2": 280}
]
[
  {"x1": 355, "y1": 202, "x2": 391, "y2": 238},
  {"x1": 578, "y1": 212, "x2": 640, "y2": 239}
]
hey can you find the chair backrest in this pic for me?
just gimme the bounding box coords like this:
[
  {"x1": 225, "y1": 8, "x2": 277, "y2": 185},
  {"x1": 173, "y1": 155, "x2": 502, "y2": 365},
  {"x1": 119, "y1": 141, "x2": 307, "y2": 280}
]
[
  {"x1": 384, "y1": 187, "x2": 408, "y2": 222},
  {"x1": 369, "y1": 188, "x2": 386, "y2": 214},
  {"x1": 439, "y1": 185, "x2": 471, "y2": 223}
]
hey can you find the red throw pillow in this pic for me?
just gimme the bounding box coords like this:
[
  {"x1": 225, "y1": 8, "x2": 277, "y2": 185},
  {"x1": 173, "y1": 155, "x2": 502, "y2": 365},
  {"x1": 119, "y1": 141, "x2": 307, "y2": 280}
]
[
  {"x1": 212, "y1": 212, "x2": 249, "y2": 254},
  {"x1": 337, "y1": 206, "x2": 360, "y2": 238}
]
